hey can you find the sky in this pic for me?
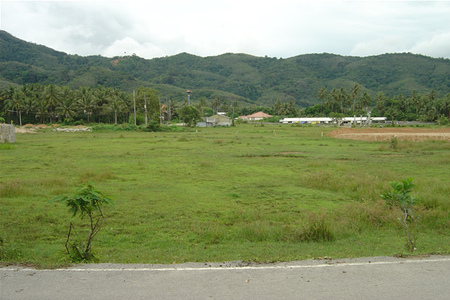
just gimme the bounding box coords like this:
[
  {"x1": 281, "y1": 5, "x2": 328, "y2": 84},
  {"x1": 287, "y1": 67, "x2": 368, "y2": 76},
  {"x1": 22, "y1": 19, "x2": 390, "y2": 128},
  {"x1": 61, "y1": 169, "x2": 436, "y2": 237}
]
[{"x1": 1, "y1": 0, "x2": 450, "y2": 59}]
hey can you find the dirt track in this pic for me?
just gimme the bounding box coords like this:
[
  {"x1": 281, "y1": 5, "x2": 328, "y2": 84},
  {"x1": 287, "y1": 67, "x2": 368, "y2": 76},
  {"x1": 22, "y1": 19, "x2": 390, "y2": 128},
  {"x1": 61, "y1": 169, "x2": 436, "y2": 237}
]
[{"x1": 328, "y1": 127, "x2": 450, "y2": 142}]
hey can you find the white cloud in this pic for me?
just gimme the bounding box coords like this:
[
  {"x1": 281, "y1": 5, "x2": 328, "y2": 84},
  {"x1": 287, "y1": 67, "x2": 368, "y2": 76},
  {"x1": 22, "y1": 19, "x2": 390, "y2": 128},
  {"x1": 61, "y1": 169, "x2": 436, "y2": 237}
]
[
  {"x1": 410, "y1": 32, "x2": 450, "y2": 58},
  {"x1": 350, "y1": 36, "x2": 411, "y2": 57},
  {"x1": 103, "y1": 37, "x2": 165, "y2": 58},
  {"x1": 1, "y1": 0, "x2": 450, "y2": 59}
]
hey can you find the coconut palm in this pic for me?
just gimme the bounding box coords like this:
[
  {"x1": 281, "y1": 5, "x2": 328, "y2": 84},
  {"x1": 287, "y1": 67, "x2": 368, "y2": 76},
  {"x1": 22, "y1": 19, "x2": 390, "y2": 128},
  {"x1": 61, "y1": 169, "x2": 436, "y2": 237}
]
[
  {"x1": 34, "y1": 95, "x2": 50, "y2": 124},
  {"x1": 103, "y1": 90, "x2": 127, "y2": 124},
  {"x1": 95, "y1": 86, "x2": 111, "y2": 123},
  {"x1": 43, "y1": 84, "x2": 60, "y2": 122},
  {"x1": 317, "y1": 87, "x2": 327, "y2": 113},
  {"x1": 57, "y1": 87, "x2": 77, "y2": 122},
  {"x1": 361, "y1": 92, "x2": 372, "y2": 113},
  {"x1": 350, "y1": 83, "x2": 360, "y2": 113},
  {"x1": 211, "y1": 97, "x2": 221, "y2": 114},
  {"x1": 196, "y1": 96, "x2": 208, "y2": 117},
  {"x1": 76, "y1": 86, "x2": 96, "y2": 123},
  {"x1": 4, "y1": 87, "x2": 24, "y2": 125}
]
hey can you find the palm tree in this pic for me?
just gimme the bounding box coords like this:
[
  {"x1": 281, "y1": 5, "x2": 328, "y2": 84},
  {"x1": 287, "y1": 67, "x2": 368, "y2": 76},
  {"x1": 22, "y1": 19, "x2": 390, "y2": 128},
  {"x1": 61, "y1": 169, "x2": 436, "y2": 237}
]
[
  {"x1": 103, "y1": 90, "x2": 127, "y2": 124},
  {"x1": 220, "y1": 99, "x2": 229, "y2": 113},
  {"x1": 317, "y1": 87, "x2": 327, "y2": 113},
  {"x1": 231, "y1": 101, "x2": 239, "y2": 119},
  {"x1": 273, "y1": 98, "x2": 282, "y2": 115},
  {"x1": 4, "y1": 87, "x2": 24, "y2": 126},
  {"x1": 286, "y1": 100, "x2": 298, "y2": 116},
  {"x1": 443, "y1": 94, "x2": 450, "y2": 120},
  {"x1": 331, "y1": 88, "x2": 348, "y2": 114},
  {"x1": 43, "y1": 84, "x2": 60, "y2": 122},
  {"x1": 57, "y1": 87, "x2": 76, "y2": 122},
  {"x1": 211, "y1": 97, "x2": 221, "y2": 115},
  {"x1": 196, "y1": 96, "x2": 208, "y2": 117},
  {"x1": 76, "y1": 87, "x2": 96, "y2": 123},
  {"x1": 410, "y1": 90, "x2": 422, "y2": 115},
  {"x1": 431, "y1": 97, "x2": 445, "y2": 125},
  {"x1": 95, "y1": 86, "x2": 111, "y2": 123},
  {"x1": 325, "y1": 90, "x2": 336, "y2": 112},
  {"x1": 34, "y1": 95, "x2": 50, "y2": 124},
  {"x1": 374, "y1": 92, "x2": 387, "y2": 115},
  {"x1": 361, "y1": 92, "x2": 372, "y2": 114},
  {"x1": 350, "y1": 83, "x2": 360, "y2": 113}
]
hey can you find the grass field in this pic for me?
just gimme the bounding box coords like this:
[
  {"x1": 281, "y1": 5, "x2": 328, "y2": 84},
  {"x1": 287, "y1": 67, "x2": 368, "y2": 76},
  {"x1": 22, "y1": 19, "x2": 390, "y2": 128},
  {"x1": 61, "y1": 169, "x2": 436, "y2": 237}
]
[{"x1": 1, "y1": 124, "x2": 449, "y2": 268}]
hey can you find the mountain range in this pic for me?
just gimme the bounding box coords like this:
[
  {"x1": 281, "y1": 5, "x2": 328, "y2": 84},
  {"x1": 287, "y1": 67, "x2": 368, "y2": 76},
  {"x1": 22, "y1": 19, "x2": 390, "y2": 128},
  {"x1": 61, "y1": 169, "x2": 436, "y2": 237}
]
[{"x1": 1, "y1": 30, "x2": 449, "y2": 107}]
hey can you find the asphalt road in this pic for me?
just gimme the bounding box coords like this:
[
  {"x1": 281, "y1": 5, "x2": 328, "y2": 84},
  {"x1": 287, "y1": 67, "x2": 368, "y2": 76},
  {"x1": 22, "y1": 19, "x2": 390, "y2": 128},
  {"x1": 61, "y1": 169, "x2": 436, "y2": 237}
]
[{"x1": 2, "y1": 255, "x2": 450, "y2": 299}]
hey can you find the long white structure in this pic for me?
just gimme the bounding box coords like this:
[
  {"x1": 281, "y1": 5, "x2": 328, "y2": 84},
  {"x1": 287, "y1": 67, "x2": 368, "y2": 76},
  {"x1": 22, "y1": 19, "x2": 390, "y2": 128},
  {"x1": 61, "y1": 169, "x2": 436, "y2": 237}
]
[{"x1": 279, "y1": 117, "x2": 387, "y2": 125}]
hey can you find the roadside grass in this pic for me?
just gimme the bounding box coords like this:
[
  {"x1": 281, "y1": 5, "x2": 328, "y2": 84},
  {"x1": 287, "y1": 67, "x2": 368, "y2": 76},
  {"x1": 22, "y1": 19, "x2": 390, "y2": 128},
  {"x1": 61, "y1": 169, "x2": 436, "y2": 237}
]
[{"x1": 1, "y1": 124, "x2": 449, "y2": 268}]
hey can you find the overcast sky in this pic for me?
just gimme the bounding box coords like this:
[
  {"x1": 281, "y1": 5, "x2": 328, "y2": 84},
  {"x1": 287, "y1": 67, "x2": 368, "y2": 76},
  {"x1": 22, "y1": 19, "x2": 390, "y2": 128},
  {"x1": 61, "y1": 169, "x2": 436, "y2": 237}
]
[{"x1": 1, "y1": 0, "x2": 450, "y2": 59}]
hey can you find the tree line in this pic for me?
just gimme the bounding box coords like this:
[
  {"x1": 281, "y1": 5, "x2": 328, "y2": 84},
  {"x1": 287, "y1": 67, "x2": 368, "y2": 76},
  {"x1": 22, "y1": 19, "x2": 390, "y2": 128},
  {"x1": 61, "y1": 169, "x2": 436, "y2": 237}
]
[
  {"x1": 1, "y1": 83, "x2": 449, "y2": 126},
  {"x1": 303, "y1": 84, "x2": 450, "y2": 125},
  {"x1": 0, "y1": 84, "x2": 277, "y2": 126}
]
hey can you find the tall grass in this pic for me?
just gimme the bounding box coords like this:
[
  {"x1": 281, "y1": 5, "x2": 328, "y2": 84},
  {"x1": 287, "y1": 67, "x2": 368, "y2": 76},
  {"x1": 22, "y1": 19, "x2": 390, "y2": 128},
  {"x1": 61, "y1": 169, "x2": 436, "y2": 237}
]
[{"x1": 0, "y1": 125, "x2": 449, "y2": 267}]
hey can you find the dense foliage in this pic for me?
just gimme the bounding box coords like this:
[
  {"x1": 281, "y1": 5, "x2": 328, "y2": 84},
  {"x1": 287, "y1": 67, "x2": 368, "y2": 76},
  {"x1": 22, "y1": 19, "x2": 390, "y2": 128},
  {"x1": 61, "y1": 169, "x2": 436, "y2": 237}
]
[
  {"x1": 302, "y1": 85, "x2": 450, "y2": 125},
  {"x1": 1, "y1": 30, "x2": 449, "y2": 110},
  {"x1": 1, "y1": 82, "x2": 449, "y2": 126}
]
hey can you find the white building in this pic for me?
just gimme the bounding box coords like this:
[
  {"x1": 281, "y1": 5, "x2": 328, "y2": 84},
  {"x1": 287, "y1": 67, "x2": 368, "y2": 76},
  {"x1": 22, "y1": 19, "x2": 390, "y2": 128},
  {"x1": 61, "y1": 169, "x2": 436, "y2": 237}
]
[{"x1": 279, "y1": 117, "x2": 386, "y2": 126}]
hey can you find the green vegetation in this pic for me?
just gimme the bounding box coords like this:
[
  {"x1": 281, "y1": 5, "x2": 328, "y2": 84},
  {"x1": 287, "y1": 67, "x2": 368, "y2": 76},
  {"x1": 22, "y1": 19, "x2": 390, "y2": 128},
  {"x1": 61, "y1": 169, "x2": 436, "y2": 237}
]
[
  {"x1": 51, "y1": 183, "x2": 114, "y2": 262},
  {"x1": 1, "y1": 30, "x2": 450, "y2": 126},
  {"x1": 381, "y1": 178, "x2": 419, "y2": 252},
  {"x1": 1, "y1": 30, "x2": 449, "y2": 108},
  {"x1": 1, "y1": 125, "x2": 449, "y2": 268},
  {"x1": 1, "y1": 82, "x2": 449, "y2": 127}
]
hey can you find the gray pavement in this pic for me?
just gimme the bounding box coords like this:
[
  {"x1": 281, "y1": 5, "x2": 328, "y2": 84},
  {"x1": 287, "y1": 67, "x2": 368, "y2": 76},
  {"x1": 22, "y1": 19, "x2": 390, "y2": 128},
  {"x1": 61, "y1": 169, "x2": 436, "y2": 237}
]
[{"x1": 2, "y1": 255, "x2": 450, "y2": 299}]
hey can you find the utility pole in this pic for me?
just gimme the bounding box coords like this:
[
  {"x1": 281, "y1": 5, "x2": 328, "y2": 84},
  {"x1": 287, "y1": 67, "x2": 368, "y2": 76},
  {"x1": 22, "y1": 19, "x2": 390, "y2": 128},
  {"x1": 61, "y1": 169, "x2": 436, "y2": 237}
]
[
  {"x1": 159, "y1": 96, "x2": 162, "y2": 125},
  {"x1": 144, "y1": 93, "x2": 148, "y2": 125},
  {"x1": 168, "y1": 99, "x2": 172, "y2": 123},
  {"x1": 133, "y1": 90, "x2": 136, "y2": 125}
]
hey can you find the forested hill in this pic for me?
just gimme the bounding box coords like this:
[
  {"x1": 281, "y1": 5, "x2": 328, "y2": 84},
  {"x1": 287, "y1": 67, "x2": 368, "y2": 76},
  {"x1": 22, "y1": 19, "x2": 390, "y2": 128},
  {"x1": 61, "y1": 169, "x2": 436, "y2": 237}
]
[{"x1": 1, "y1": 30, "x2": 449, "y2": 107}]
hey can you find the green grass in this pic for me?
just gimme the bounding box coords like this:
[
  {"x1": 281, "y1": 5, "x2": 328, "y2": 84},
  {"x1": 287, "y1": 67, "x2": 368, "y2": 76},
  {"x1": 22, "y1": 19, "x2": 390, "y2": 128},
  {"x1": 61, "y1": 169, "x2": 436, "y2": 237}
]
[{"x1": 1, "y1": 124, "x2": 449, "y2": 268}]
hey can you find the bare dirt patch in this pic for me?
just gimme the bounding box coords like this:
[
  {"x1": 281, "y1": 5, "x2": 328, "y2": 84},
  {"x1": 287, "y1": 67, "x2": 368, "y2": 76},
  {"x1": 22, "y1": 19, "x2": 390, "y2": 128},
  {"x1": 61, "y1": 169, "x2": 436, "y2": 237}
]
[
  {"x1": 15, "y1": 127, "x2": 37, "y2": 133},
  {"x1": 15, "y1": 125, "x2": 90, "y2": 134},
  {"x1": 328, "y1": 127, "x2": 450, "y2": 142}
]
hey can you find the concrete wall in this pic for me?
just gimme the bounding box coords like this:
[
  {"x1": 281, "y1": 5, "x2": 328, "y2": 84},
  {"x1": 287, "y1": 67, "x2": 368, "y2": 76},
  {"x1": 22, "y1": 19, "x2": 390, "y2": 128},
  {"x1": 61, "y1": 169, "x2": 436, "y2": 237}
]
[{"x1": 0, "y1": 124, "x2": 15, "y2": 143}]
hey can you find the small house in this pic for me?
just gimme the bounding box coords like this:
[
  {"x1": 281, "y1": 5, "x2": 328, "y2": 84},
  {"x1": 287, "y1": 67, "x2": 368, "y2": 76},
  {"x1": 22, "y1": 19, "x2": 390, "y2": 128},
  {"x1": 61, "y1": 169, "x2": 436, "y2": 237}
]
[
  {"x1": 204, "y1": 114, "x2": 232, "y2": 126},
  {"x1": 240, "y1": 111, "x2": 273, "y2": 121}
]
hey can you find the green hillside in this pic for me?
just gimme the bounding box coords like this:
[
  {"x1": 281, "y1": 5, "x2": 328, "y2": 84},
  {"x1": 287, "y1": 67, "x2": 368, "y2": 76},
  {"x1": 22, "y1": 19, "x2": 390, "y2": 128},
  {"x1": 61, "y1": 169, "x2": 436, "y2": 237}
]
[{"x1": 1, "y1": 30, "x2": 449, "y2": 107}]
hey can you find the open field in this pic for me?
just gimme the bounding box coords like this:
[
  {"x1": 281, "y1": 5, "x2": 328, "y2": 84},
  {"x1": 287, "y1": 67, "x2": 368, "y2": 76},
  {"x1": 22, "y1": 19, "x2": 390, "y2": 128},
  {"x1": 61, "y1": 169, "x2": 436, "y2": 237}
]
[
  {"x1": 1, "y1": 124, "x2": 449, "y2": 268},
  {"x1": 328, "y1": 127, "x2": 450, "y2": 142}
]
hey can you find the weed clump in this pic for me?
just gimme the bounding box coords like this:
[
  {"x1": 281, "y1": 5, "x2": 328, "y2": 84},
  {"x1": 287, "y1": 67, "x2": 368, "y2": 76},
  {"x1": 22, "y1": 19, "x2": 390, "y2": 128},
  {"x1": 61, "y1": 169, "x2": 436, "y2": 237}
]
[
  {"x1": 300, "y1": 215, "x2": 335, "y2": 242},
  {"x1": 389, "y1": 136, "x2": 399, "y2": 149}
]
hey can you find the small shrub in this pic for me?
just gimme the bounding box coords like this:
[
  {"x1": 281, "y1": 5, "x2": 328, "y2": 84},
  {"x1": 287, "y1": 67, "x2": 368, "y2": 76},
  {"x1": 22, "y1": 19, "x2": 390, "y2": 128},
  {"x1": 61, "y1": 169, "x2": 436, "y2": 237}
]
[
  {"x1": 145, "y1": 121, "x2": 161, "y2": 132},
  {"x1": 381, "y1": 178, "x2": 419, "y2": 252},
  {"x1": 389, "y1": 137, "x2": 399, "y2": 150},
  {"x1": 51, "y1": 183, "x2": 114, "y2": 262}
]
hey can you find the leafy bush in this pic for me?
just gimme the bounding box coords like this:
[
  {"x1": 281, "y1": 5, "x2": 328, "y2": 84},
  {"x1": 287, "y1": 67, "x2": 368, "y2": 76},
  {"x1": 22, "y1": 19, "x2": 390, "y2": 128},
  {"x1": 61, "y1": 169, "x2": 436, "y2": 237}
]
[
  {"x1": 381, "y1": 178, "x2": 419, "y2": 252},
  {"x1": 144, "y1": 120, "x2": 161, "y2": 132},
  {"x1": 51, "y1": 183, "x2": 114, "y2": 262}
]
